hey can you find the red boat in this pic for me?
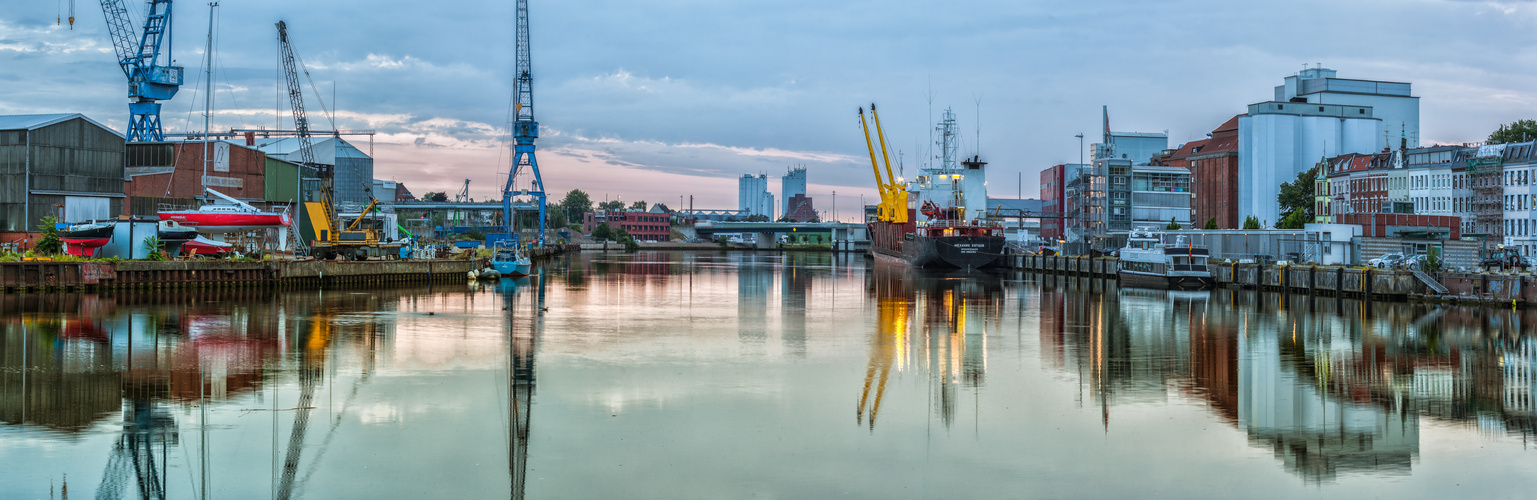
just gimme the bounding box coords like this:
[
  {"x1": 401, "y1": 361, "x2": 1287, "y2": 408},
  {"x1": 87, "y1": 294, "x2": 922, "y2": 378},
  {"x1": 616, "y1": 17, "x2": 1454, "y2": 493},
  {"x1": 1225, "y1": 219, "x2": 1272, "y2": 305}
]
[
  {"x1": 158, "y1": 188, "x2": 291, "y2": 234},
  {"x1": 60, "y1": 221, "x2": 114, "y2": 256}
]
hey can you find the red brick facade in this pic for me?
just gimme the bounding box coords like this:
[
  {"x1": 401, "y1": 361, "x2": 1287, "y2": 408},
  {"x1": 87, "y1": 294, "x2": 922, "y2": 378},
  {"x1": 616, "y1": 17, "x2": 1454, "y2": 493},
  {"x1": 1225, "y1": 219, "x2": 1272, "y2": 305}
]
[
  {"x1": 584, "y1": 210, "x2": 671, "y2": 242},
  {"x1": 125, "y1": 141, "x2": 267, "y2": 206},
  {"x1": 1181, "y1": 115, "x2": 1241, "y2": 229}
]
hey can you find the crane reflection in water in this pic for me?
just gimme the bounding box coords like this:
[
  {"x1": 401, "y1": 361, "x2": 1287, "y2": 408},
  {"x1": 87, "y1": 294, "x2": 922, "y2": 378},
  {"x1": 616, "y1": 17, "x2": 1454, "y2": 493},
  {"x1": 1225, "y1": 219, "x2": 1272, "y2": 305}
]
[
  {"x1": 858, "y1": 263, "x2": 1003, "y2": 430},
  {"x1": 500, "y1": 275, "x2": 545, "y2": 500}
]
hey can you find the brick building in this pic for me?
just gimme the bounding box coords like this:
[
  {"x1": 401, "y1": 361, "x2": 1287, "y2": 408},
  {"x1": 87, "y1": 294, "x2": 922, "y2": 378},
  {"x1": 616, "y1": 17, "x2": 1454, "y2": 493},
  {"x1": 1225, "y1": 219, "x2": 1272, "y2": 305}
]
[
  {"x1": 1176, "y1": 115, "x2": 1241, "y2": 229},
  {"x1": 125, "y1": 141, "x2": 269, "y2": 215},
  {"x1": 1040, "y1": 164, "x2": 1066, "y2": 239},
  {"x1": 584, "y1": 209, "x2": 671, "y2": 242}
]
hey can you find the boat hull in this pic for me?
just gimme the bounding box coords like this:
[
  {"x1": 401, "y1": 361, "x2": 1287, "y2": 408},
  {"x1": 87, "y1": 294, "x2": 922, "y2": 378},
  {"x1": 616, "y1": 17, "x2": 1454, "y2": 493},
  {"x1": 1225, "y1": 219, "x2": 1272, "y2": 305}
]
[
  {"x1": 870, "y1": 232, "x2": 1004, "y2": 269},
  {"x1": 1117, "y1": 270, "x2": 1215, "y2": 290},
  {"x1": 493, "y1": 260, "x2": 531, "y2": 277},
  {"x1": 158, "y1": 211, "x2": 291, "y2": 234}
]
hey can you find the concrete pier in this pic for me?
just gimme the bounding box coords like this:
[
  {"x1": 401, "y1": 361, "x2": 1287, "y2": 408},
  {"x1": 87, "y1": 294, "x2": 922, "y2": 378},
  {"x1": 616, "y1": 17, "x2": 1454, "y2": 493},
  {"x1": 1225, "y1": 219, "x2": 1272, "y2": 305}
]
[
  {"x1": 0, "y1": 247, "x2": 564, "y2": 292},
  {"x1": 1002, "y1": 254, "x2": 1537, "y2": 307}
]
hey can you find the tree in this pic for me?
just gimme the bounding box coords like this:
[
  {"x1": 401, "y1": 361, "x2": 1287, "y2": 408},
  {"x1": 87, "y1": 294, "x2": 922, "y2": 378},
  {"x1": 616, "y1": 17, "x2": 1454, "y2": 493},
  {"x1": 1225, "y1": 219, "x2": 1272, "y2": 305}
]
[
  {"x1": 1203, "y1": 217, "x2": 1218, "y2": 230},
  {"x1": 33, "y1": 216, "x2": 62, "y2": 255},
  {"x1": 1242, "y1": 215, "x2": 1262, "y2": 230},
  {"x1": 1487, "y1": 119, "x2": 1537, "y2": 145},
  {"x1": 1277, "y1": 209, "x2": 1311, "y2": 230},
  {"x1": 629, "y1": 200, "x2": 647, "y2": 210},
  {"x1": 559, "y1": 189, "x2": 592, "y2": 222},
  {"x1": 1165, "y1": 217, "x2": 1181, "y2": 230},
  {"x1": 421, "y1": 191, "x2": 448, "y2": 202},
  {"x1": 744, "y1": 214, "x2": 770, "y2": 222},
  {"x1": 1277, "y1": 167, "x2": 1316, "y2": 225},
  {"x1": 591, "y1": 223, "x2": 615, "y2": 241},
  {"x1": 598, "y1": 200, "x2": 625, "y2": 211}
]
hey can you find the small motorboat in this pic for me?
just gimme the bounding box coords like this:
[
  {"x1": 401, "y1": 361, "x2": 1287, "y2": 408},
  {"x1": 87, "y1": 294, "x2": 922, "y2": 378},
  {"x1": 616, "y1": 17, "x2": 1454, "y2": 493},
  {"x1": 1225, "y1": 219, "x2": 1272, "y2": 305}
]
[
  {"x1": 490, "y1": 242, "x2": 531, "y2": 277},
  {"x1": 157, "y1": 219, "x2": 199, "y2": 242},
  {"x1": 181, "y1": 235, "x2": 234, "y2": 256},
  {"x1": 59, "y1": 221, "x2": 115, "y2": 254}
]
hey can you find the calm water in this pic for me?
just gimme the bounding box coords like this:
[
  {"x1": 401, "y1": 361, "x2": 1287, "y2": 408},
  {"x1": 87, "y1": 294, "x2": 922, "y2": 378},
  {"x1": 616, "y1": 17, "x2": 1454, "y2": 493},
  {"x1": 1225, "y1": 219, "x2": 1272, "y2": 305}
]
[{"x1": 2, "y1": 251, "x2": 1535, "y2": 499}]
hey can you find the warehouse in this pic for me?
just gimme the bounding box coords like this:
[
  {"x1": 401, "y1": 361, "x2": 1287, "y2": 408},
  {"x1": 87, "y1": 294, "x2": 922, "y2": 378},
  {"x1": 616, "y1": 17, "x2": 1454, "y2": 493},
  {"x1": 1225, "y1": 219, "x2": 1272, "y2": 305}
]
[{"x1": 0, "y1": 114, "x2": 125, "y2": 241}]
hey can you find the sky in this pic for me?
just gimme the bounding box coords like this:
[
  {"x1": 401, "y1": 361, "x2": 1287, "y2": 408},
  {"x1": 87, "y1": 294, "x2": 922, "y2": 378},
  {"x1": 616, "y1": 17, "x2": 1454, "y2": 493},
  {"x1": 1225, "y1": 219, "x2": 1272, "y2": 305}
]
[{"x1": 3, "y1": 0, "x2": 1537, "y2": 221}]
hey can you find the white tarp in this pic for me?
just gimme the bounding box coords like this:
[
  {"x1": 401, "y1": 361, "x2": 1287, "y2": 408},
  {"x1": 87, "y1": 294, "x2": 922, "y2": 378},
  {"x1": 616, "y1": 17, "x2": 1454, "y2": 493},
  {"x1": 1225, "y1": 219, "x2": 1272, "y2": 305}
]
[{"x1": 64, "y1": 196, "x2": 110, "y2": 222}]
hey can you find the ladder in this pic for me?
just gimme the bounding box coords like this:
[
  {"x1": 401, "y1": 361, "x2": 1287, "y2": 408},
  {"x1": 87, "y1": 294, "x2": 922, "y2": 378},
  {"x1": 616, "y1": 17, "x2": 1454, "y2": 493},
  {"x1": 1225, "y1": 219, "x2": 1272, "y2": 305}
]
[
  {"x1": 285, "y1": 204, "x2": 309, "y2": 256},
  {"x1": 1411, "y1": 269, "x2": 1449, "y2": 294}
]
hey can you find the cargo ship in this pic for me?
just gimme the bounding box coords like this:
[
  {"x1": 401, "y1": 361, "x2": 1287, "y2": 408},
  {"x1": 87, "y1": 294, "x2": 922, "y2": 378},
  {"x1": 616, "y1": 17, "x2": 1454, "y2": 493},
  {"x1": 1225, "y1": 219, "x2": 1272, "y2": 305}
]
[{"x1": 860, "y1": 105, "x2": 1005, "y2": 269}]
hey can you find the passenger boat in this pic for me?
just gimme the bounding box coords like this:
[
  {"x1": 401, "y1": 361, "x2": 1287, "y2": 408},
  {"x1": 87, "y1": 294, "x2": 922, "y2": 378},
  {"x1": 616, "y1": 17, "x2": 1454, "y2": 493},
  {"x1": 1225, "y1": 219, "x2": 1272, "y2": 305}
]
[
  {"x1": 491, "y1": 242, "x2": 532, "y2": 277},
  {"x1": 1116, "y1": 229, "x2": 1215, "y2": 290},
  {"x1": 59, "y1": 221, "x2": 115, "y2": 254},
  {"x1": 158, "y1": 188, "x2": 291, "y2": 234}
]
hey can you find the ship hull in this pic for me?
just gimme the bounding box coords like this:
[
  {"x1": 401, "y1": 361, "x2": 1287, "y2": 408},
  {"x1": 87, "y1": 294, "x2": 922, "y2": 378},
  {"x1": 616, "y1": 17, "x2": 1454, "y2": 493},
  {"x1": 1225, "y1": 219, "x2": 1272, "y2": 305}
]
[
  {"x1": 1117, "y1": 270, "x2": 1215, "y2": 290},
  {"x1": 869, "y1": 221, "x2": 1004, "y2": 269}
]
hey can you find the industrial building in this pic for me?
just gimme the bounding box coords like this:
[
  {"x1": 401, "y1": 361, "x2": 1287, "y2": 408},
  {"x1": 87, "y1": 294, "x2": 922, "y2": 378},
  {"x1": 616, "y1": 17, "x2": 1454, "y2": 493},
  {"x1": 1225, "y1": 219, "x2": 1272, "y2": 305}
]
[
  {"x1": 738, "y1": 173, "x2": 774, "y2": 219},
  {"x1": 583, "y1": 209, "x2": 671, "y2": 241},
  {"x1": 0, "y1": 114, "x2": 126, "y2": 238},
  {"x1": 1167, "y1": 116, "x2": 1240, "y2": 229},
  {"x1": 1239, "y1": 68, "x2": 1415, "y2": 228},
  {"x1": 781, "y1": 167, "x2": 807, "y2": 215},
  {"x1": 258, "y1": 136, "x2": 375, "y2": 209}
]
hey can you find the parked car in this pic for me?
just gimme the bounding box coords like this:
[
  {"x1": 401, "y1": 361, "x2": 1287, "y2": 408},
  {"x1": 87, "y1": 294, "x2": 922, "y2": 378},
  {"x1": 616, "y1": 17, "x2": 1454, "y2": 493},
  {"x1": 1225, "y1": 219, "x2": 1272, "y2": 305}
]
[
  {"x1": 1398, "y1": 254, "x2": 1427, "y2": 270},
  {"x1": 1481, "y1": 247, "x2": 1529, "y2": 271},
  {"x1": 1367, "y1": 253, "x2": 1405, "y2": 268}
]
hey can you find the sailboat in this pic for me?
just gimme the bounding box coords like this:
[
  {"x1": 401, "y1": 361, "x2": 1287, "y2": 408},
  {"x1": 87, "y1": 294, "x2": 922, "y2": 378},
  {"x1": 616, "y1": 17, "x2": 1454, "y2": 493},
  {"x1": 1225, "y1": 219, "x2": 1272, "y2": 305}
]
[
  {"x1": 155, "y1": 7, "x2": 292, "y2": 236},
  {"x1": 158, "y1": 188, "x2": 292, "y2": 234}
]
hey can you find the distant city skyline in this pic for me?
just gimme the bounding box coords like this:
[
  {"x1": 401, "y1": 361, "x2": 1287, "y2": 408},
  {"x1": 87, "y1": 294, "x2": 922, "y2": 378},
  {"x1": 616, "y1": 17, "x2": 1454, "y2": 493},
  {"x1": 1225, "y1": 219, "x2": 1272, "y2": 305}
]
[{"x1": 2, "y1": 1, "x2": 1535, "y2": 221}]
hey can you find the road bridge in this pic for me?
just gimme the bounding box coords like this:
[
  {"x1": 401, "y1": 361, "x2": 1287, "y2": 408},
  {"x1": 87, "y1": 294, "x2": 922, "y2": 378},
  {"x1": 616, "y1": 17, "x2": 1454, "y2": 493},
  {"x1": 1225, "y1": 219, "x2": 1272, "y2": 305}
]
[{"x1": 694, "y1": 222, "x2": 869, "y2": 251}]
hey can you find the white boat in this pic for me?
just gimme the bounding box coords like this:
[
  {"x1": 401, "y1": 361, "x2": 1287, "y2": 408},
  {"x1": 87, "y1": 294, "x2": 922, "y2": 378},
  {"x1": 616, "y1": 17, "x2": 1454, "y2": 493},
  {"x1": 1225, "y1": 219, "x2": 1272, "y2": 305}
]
[{"x1": 1116, "y1": 229, "x2": 1214, "y2": 290}]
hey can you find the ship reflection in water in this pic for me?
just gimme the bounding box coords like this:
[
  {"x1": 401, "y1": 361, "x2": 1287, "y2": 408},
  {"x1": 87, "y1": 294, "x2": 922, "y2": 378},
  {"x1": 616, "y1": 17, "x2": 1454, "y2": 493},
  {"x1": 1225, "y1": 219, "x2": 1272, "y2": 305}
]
[
  {"x1": 2, "y1": 252, "x2": 1536, "y2": 498},
  {"x1": 861, "y1": 263, "x2": 999, "y2": 429}
]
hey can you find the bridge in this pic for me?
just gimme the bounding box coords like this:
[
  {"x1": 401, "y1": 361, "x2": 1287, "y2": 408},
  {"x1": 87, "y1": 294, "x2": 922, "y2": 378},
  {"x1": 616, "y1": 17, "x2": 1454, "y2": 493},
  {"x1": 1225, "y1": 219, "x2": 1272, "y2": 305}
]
[{"x1": 694, "y1": 221, "x2": 868, "y2": 250}]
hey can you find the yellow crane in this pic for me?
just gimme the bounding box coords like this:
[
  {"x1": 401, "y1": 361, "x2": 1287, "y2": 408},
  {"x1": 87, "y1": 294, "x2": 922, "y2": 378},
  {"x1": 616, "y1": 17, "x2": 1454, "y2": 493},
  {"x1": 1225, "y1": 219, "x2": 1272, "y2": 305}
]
[{"x1": 859, "y1": 104, "x2": 908, "y2": 223}]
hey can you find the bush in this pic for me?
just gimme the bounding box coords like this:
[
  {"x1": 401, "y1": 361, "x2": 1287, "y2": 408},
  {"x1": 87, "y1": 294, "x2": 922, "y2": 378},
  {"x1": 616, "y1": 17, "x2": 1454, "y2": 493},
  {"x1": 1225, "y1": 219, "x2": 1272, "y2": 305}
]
[
  {"x1": 1203, "y1": 217, "x2": 1218, "y2": 230},
  {"x1": 34, "y1": 216, "x2": 62, "y2": 255},
  {"x1": 1165, "y1": 217, "x2": 1181, "y2": 231},
  {"x1": 1242, "y1": 216, "x2": 1262, "y2": 230}
]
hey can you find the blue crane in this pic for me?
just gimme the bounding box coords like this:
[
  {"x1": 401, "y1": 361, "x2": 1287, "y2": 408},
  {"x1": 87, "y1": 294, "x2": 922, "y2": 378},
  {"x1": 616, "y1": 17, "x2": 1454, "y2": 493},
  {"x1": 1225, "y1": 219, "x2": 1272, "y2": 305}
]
[
  {"x1": 97, "y1": 0, "x2": 183, "y2": 142},
  {"x1": 502, "y1": 0, "x2": 548, "y2": 246}
]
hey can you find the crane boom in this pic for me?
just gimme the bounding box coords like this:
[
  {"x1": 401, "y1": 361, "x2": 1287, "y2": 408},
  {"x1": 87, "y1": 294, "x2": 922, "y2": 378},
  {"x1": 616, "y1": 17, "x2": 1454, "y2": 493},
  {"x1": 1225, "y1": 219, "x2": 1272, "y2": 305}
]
[
  {"x1": 858, "y1": 104, "x2": 908, "y2": 224},
  {"x1": 96, "y1": 0, "x2": 183, "y2": 142},
  {"x1": 503, "y1": 0, "x2": 548, "y2": 246}
]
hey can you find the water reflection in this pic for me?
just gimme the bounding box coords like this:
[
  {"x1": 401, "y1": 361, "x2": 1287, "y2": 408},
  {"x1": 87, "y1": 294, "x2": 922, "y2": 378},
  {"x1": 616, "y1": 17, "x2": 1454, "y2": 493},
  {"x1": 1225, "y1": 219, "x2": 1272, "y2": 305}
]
[
  {"x1": 862, "y1": 264, "x2": 1002, "y2": 429},
  {"x1": 1039, "y1": 275, "x2": 1537, "y2": 482},
  {"x1": 2, "y1": 252, "x2": 1536, "y2": 497}
]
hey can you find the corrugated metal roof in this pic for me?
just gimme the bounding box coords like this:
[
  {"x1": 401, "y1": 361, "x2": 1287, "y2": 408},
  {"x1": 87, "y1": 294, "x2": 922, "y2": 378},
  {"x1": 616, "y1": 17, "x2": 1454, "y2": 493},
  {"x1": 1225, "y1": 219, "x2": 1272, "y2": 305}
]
[{"x1": 0, "y1": 113, "x2": 124, "y2": 138}]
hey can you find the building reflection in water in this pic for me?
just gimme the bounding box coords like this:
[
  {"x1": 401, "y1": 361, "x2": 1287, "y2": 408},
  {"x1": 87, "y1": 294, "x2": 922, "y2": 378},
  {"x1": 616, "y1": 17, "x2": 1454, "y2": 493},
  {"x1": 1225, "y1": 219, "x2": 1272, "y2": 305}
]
[
  {"x1": 0, "y1": 289, "x2": 401, "y2": 498},
  {"x1": 737, "y1": 254, "x2": 774, "y2": 351},
  {"x1": 860, "y1": 264, "x2": 1001, "y2": 429},
  {"x1": 1038, "y1": 275, "x2": 1537, "y2": 483}
]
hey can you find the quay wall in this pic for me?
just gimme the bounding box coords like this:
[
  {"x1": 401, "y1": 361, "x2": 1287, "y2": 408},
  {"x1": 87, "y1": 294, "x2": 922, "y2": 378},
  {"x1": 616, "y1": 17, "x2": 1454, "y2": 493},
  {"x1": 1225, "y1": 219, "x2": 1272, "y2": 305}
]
[
  {"x1": 1003, "y1": 254, "x2": 1537, "y2": 307},
  {"x1": 0, "y1": 246, "x2": 564, "y2": 292}
]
